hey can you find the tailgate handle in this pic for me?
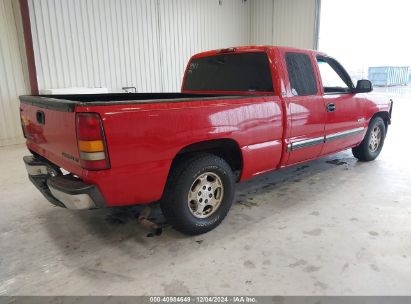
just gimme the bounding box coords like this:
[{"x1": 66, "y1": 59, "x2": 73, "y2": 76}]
[{"x1": 36, "y1": 111, "x2": 45, "y2": 124}]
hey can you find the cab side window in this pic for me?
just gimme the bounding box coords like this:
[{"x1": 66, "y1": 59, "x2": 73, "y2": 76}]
[
  {"x1": 316, "y1": 57, "x2": 354, "y2": 93},
  {"x1": 285, "y1": 52, "x2": 318, "y2": 96}
]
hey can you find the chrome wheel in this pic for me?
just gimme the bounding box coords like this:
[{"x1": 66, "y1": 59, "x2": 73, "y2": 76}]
[
  {"x1": 187, "y1": 172, "x2": 224, "y2": 219},
  {"x1": 369, "y1": 126, "x2": 382, "y2": 152}
]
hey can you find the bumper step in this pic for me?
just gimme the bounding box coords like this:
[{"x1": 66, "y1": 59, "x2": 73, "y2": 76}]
[
  {"x1": 47, "y1": 175, "x2": 105, "y2": 209},
  {"x1": 24, "y1": 155, "x2": 105, "y2": 209}
]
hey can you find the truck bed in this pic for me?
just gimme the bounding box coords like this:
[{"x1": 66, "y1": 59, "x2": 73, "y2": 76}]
[{"x1": 20, "y1": 92, "x2": 282, "y2": 206}]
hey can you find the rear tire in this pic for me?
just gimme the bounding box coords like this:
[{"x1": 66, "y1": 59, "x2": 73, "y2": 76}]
[
  {"x1": 352, "y1": 117, "x2": 386, "y2": 161},
  {"x1": 161, "y1": 153, "x2": 235, "y2": 235}
]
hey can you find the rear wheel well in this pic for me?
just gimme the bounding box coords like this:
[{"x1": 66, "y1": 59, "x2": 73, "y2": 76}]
[{"x1": 172, "y1": 139, "x2": 243, "y2": 180}]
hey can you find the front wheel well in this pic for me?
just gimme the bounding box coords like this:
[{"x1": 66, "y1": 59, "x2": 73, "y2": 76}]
[
  {"x1": 371, "y1": 111, "x2": 390, "y2": 131},
  {"x1": 172, "y1": 139, "x2": 243, "y2": 180}
]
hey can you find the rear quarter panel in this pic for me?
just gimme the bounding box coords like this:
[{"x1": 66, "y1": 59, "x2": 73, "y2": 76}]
[{"x1": 80, "y1": 96, "x2": 283, "y2": 206}]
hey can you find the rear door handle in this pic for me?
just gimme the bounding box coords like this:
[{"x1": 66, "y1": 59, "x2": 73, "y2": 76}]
[{"x1": 326, "y1": 103, "x2": 336, "y2": 112}]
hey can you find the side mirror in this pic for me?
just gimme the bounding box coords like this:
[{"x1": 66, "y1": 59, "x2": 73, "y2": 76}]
[{"x1": 355, "y1": 79, "x2": 373, "y2": 93}]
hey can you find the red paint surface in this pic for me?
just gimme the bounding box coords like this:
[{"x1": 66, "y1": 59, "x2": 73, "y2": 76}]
[{"x1": 21, "y1": 46, "x2": 392, "y2": 207}]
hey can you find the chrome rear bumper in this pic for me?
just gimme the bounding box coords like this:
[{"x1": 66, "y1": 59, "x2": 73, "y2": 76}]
[{"x1": 23, "y1": 155, "x2": 105, "y2": 210}]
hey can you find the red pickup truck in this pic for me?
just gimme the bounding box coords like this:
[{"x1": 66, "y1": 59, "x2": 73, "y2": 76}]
[{"x1": 20, "y1": 46, "x2": 393, "y2": 235}]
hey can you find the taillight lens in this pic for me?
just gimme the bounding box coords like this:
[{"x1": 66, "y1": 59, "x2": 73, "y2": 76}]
[
  {"x1": 20, "y1": 108, "x2": 27, "y2": 138},
  {"x1": 76, "y1": 113, "x2": 110, "y2": 170}
]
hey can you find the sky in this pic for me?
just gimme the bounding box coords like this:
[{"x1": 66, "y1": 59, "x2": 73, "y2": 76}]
[{"x1": 319, "y1": 0, "x2": 411, "y2": 74}]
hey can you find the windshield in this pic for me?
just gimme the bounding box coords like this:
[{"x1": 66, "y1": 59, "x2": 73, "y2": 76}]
[{"x1": 183, "y1": 52, "x2": 274, "y2": 92}]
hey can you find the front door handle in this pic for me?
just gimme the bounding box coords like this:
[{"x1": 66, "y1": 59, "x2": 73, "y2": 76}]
[{"x1": 326, "y1": 103, "x2": 336, "y2": 112}]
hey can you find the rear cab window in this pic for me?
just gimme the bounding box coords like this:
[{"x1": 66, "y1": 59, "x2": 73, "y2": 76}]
[
  {"x1": 183, "y1": 52, "x2": 274, "y2": 93},
  {"x1": 285, "y1": 52, "x2": 318, "y2": 96}
]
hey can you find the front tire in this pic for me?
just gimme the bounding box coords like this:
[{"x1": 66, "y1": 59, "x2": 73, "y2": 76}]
[
  {"x1": 352, "y1": 117, "x2": 386, "y2": 161},
  {"x1": 161, "y1": 153, "x2": 235, "y2": 235}
]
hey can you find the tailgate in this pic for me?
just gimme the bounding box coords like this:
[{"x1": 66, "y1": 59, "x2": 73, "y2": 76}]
[{"x1": 20, "y1": 96, "x2": 82, "y2": 176}]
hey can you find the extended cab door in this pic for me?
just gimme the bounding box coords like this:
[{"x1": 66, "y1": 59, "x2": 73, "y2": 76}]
[
  {"x1": 281, "y1": 51, "x2": 326, "y2": 165},
  {"x1": 315, "y1": 56, "x2": 364, "y2": 155}
]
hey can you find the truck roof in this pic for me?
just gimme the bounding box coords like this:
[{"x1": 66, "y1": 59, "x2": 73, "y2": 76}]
[{"x1": 190, "y1": 45, "x2": 326, "y2": 59}]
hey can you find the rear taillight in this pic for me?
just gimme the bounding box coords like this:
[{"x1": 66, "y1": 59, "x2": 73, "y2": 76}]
[
  {"x1": 20, "y1": 108, "x2": 27, "y2": 138},
  {"x1": 76, "y1": 113, "x2": 110, "y2": 170}
]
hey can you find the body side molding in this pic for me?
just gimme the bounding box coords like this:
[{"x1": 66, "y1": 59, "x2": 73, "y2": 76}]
[
  {"x1": 288, "y1": 127, "x2": 366, "y2": 152},
  {"x1": 325, "y1": 127, "x2": 365, "y2": 142}
]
